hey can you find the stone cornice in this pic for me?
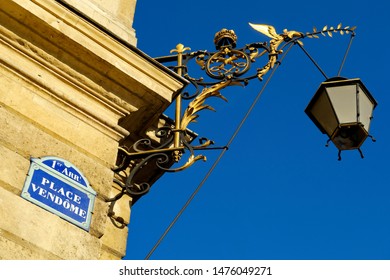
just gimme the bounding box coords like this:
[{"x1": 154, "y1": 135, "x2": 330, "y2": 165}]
[
  {"x1": 55, "y1": 0, "x2": 138, "y2": 46},
  {"x1": 1, "y1": 0, "x2": 188, "y2": 139}
]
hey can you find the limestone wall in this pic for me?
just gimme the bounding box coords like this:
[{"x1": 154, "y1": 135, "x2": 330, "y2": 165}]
[{"x1": 0, "y1": 0, "x2": 185, "y2": 259}]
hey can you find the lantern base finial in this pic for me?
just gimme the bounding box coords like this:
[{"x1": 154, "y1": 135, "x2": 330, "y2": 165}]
[{"x1": 326, "y1": 133, "x2": 376, "y2": 161}]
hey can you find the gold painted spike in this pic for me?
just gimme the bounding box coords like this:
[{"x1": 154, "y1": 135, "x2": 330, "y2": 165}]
[{"x1": 170, "y1": 43, "x2": 191, "y2": 54}]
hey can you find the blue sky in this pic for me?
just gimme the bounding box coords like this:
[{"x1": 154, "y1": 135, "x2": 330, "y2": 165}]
[{"x1": 124, "y1": 0, "x2": 389, "y2": 260}]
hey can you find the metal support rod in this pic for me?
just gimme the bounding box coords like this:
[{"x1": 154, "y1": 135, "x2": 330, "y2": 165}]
[
  {"x1": 337, "y1": 34, "x2": 355, "y2": 77},
  {"x1": 122, "y1": 147, "x2": 185, "y2": 158},
  {"x1": 170, "y1": 44, "x2": 191, "y2": 162},
  {"x1": 296, "y1": 43, "x2": 329, "y2": 80},
  {"x1": 174, "y1": 50, "x2": 183, "y2": 150}
]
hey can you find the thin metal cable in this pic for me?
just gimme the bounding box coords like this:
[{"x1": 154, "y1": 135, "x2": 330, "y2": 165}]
[
  {"x1": 337, "y1": 33, "x2": 355, "y2": 77},
  {"x1": 144, "y1": 43, "x2": 295, "y2": 260},
  {"x1": 297, "y1": 43, "x2": 329, "y2": 80}
]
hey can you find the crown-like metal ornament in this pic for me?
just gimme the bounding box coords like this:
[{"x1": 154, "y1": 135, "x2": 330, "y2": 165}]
[{"x1": 213, "y1": 28, "x2": 238, "y2": 49}]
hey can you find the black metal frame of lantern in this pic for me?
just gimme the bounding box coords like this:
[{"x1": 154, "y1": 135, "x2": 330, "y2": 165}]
[{"x1": 305, "y1": 77, "x2": 377, "y2": 160}]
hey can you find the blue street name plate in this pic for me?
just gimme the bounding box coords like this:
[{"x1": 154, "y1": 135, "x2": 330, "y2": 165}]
[{"x1": 21, "y1": 157, "x2": 96, "y2": 231}]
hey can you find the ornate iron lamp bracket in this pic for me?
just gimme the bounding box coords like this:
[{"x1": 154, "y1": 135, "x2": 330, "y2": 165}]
[{"x1": 106, "y1": 23, "x2": 358, "y2": 204}]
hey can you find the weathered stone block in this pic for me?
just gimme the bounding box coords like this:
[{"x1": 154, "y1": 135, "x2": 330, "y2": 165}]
[{"x1": 0, "y1": 187, "x2": 101, "y2": 259}]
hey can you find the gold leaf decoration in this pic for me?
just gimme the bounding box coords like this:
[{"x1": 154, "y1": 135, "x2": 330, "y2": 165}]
[
  {"x1": 192, "y1": 139, "x2": 214, "y2": 150},
  {"x1": 303, "y1": 23, "x2": 356, "y2": 40},
  {"x1": 168, "y1": 154, "x2": 207, "y2": 172},
  {"x1": 180, "y1": 80, "x2": 237, "y2": 131}
]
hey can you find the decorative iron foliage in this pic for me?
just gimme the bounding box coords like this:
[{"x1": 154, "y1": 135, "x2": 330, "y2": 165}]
[{"x1": 305, "y1": 23, "x2": 357, "y2": 39}]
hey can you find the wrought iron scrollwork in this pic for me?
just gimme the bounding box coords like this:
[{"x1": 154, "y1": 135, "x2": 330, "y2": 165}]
[
  {"x1": 205, "y1": 48, "x2": 251, "y2": 79},
  {"x1": 108, "y1": 123, "x2": 211, "y2": 201}
]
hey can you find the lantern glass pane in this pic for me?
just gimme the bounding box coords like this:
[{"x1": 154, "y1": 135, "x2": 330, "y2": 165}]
[
  {"x1": 308, "y1": 88, "x2": 339, "y2": 136},
  {"x1": 327, "y1": 85, "x2": 357, "y2": 124},
  {"x1": 358, "y1": 85, "x2": 375, "y2": 132}
]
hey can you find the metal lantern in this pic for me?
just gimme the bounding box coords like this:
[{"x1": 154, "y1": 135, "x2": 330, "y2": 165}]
[{"x1": 305, "y1": 77, "x2": 377, "y2": 158}]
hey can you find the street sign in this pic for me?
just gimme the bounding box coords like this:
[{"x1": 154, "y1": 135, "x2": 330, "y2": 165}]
[{"x1": 21, "y1": 157, "x2": 96, "y2": 231}]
